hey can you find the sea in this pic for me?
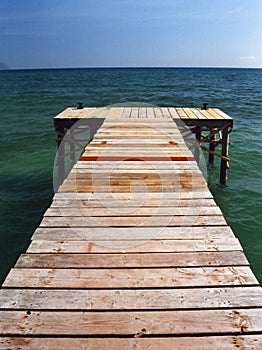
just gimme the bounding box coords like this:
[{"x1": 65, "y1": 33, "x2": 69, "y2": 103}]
[{"x1": 0, "y1": 67, "x2": 261, "y2": 284}]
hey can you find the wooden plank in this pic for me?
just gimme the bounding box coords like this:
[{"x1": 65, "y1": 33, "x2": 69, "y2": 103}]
[
  {"x1": 130, "y1": 107, "x2": 139, "y2": 118},
  {"x1": 122, "y1": 107, "x2": 131, "y2": 118},
  {"x1": 0, "y1": 309, "x2": 261, "y2": 335},
  {"x1": 54, "y1": 107, "x2": 97, "y2": 119},
  {"x1": 1, "y1": 287, "x2": 261, "y2": 310},
  {"x1": 138, "y1": 108, "x2": 147, "y2": 118},
  {"x1": 51, "y1": 198, "x2": 216, "y2": 208},
  {"x1": 146, "y1": 107, "x2": 155, "y2": 118},
  {"x1": 197, "y1": 108, "x2": 214, "y2": 120},
  {"x1": 183, "y1": 108, "x2": 198, "y2": 119},
  {"x1": 15, "y1": 251, "x2": 249, "y2": 269},
  {"x1": 3, "y1": 266, "x2": 258, "y2": 288},
  {"x1": 176, "y1": 108, "x2": 188, "y2": 118},
  {"x1": 190, "y1": 108, "x2": 207, "y2": 120},
  {"x1": 161, "y1": 107, "x2": 171, "y2": 119},
  {"x1": 53, "y1": 191, "x2": 213, "y2": 199},
  {"x1": 104, "y1": 107, "x2": 124, "y2": 119},
  {"x1": 39, "y1": 215, "x2": 227, "y2": 227},
  {"x1": 1, "y1": 335, "x2": 261, "y2": 350},
  {"x1": 213, "y1": 108, "x2": 233, "y2": 120},
  {"x1": 61, "y1": 177, "x2": 207, "y2": 186},
  {"x1": 67, "y1": 170, "x2": 202, "y2": 178},
  {"x1": 74, "y1": 160, "x2": 201, "y2": 168},
  {"x1": 44, "y1": 206, "x2": 223, "y2": 217},
  {"x1": 154, "y1": 108, "x2": 163, "y2": 118},
  {"x1": 85, "y1": 141, "x2": 187, "y2": 146},
  {"x1": 26, "y1": 238, "x2": 242, "y2": 254},
  {"x1": 58, "y1": 186, "x2": 209, "y2": 193},
  {"x1": 31, "y1": 225, "x2": 236, "y2": 241}
]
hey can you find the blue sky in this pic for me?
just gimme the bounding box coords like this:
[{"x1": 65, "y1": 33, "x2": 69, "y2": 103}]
[{"x1": 0, "y1": 0, "x2": 261, "y2": 69}]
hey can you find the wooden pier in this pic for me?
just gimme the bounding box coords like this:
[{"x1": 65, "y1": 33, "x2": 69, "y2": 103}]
[
  {"x1": 54, "y1": 106, "x2": 233, "y2": 183},
  {"x1": 0, "y1": 107, "x2": 262, "y2": 349}
]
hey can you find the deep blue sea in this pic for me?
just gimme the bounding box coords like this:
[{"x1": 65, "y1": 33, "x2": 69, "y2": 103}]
[{"x1": 0, "y1": 67, "x2": 261, "y2": 284}]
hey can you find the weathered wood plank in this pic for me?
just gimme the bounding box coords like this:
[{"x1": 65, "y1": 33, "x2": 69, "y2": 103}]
[
  {"x1": 53, "y1": 191, "x2": 213, "y2": 200},
  {"x1": 0, "y1": 309, "x2": 261, "y2": 335},
  {"x1": 1, "y1": 287, "x2": 261, "y2": 310},
  {"x1": 74, "y1": 160, "x2": 200, "y2": 169},
  {"x1": 26, "y1": 238, "x2": 242, "y2": 254},
  {"x1": 39, "y1": 215, "x2": 227, "y2": 227},
  {"x1": 51, "y1": 198, "x2": 217, "y2": 208},
  {"x1": 44, "y1": 206, "x2": 223, "y2": 217},
  {"x1": 66, "y1": 172, "x2": 204, "y2": 180},
  {"x1": 58, "y1": 184, "x2": 209, "y2": 193},
  {"x1": 3, "y1": 266, "x2": 258, "y2": 288},
  {"x1": 1, "y1": 335, "x2": 261, "y2": 350},
  {"x1": 15, "y1": 251, "x2": 249, "y2": 269},
  {"x1": 31, "y1": 226, "x2": 235, "y2": 241}
]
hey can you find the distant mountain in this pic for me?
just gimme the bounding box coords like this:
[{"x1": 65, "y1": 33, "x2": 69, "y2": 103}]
[{"x1": 0, "y1": 62, "x2": 9, "y2": 70}]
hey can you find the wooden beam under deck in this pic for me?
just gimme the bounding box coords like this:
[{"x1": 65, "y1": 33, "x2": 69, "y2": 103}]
[{"x1": 0, "y1": 107, "x2": 261, "y2": 349}]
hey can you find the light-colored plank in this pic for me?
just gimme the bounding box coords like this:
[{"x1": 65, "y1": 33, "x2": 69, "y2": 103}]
[
  {"x1": 190, "y1": 108, "x2": 207, "y2": 119},
  {"x1": 74, "y1": 160, "x2": 200, "y2": 169},
  {"x1": 15, "y1": 251, "x2": 249, "y2": 268},
  {"x1": 26, "y1": 238, "x2": 242, "y2": 253},
  {"x1": 176, "y1": 108, "x2": 188, "y2": 118},
  {"x1": 183, "y1": 108, "x2": 198, "y2": 119},
  {"x1": 130, "y1": 107, "x2": 139, "y2": 118},
  {"x1": 104, "y1": 107, "x2": 124, "y2": 119},
  {"x1": 39, "y1": 215, "x2": 226, "y2": 227},
  {"x1": 3, "y1": 266, "x2": 258, "y2": 288},
  {"x1": 168, "y1": 107, "x2": 180, "y2": 119},
  {"x1": 44, "y1": 206, "x2": 222, "y2": 217},
  {"x1": 213, "y1": 108, "x2": 233, "y2": 120},
  {"x1": 0, "y1": 309, "x2": 261, "y2": 335},
  {"x1": 1, "y1": 335, "x2": 261, "y2": 350},
  {"x1": 1, "y1": 287, "x2": 261, "y2": 310},
  {"x1": 197, "y1": 108, "x2": 214, "y2": 119},
  {"x1": 51, "y1": 198, "x2": 216, "y2": 208},
  {"x1": 32, "y1": 225, "x2": 235, "y2": 241},
  {"x1": 53, "y1": 191, "x2": 213, "y2": 200},
  {"x1": 54, "y1": 107, "x2": 98, "y2": 119}
]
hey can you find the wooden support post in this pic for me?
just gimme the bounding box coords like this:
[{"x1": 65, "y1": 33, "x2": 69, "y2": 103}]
[
  {"x1": 194, "y1": 126, "x2": 201, "y2": 163},
  {"x1": 69, "y1": 129, "x2": 76, "y2": 163},
  {"x1": 220, "y1": 127, "x2": 229, "y2": 184},
  {"x1": 209, "y1": 131, "x2": 215, "y2": 163},
  {"x1": 55, "y1": 127, "x2": 66, "y2": 186}
]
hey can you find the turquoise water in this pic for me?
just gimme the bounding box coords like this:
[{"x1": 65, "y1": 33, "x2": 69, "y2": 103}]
[{"x1": 0, "y1": 67, "x2": 261, "y2": 284}]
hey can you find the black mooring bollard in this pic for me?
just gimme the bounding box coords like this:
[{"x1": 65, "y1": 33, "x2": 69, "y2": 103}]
[
  {"x1": 77, "y1": 102, "x2": 84, "y2": 109},
  {"x1": 201, "y1": 103, "x2": 209, "y2": 110}
]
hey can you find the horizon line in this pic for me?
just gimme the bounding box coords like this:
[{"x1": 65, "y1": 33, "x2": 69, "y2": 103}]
[{"x1": 1, "y1": 65, "x2": 262, "y2": 71}]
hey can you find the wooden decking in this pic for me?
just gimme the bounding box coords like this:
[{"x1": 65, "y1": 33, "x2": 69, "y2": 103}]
[
  {"x1": 54, "y1": 106, "x2": 233, "y2": 183},
  {"x1": 0, "y1": 108, "x2": 262, "y2": 349}
]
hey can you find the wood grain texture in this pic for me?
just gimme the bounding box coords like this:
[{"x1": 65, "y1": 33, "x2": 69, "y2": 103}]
[
  {"x1": 0, "y1": 309, "x2": 261, "y2": 335},
  {"x1": 1, "y1": 287, "x2": 261, "y2": 310},
  {"x1": 26, "y1": 238, "x2": 242, "y2": 253},
  {"x1": 3, "y1": 266, "x2": 258, "y2": 288},
  {"x1": 1, "y1": 335, "x2": 261, "y2": 350},
  {"x1": 15, "y1": 251, "x2": 249, "y2": 268}
]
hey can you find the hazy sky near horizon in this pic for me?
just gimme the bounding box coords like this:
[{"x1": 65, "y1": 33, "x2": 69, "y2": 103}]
[{"x1": 0, "y1": 0, "x2": 261, "y2": 69}]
